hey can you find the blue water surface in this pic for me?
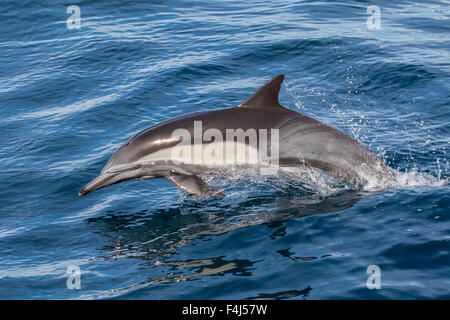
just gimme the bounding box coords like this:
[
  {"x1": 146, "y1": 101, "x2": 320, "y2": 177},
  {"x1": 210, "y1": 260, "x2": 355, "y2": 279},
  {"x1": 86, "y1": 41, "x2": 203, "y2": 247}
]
[{"x1": 0, "y1": 0, "x2": 449, "y2": 299}]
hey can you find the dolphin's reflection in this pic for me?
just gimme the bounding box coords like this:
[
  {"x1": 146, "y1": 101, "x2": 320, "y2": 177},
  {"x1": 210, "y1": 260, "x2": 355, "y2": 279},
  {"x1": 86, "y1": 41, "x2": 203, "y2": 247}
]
[{"x1": 87, "y1": 190, "x2": 373, "y2": 297}]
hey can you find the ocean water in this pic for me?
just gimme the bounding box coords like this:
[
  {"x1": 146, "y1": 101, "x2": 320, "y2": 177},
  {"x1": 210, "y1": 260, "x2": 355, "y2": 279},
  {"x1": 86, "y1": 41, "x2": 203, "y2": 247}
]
[{"x1": 0, "y1": 0, "x2": 449, "y2": 299}]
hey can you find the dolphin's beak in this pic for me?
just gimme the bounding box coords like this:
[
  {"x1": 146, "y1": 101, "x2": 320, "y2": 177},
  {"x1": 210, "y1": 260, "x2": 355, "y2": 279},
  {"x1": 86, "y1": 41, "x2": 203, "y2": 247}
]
[
  {"x1": 78, "y1": 173, "x2": 121, "y2": 196},
  {"x1": 79, "y1": 165, "x2": 157, "y2": 196},
  {"x1": 79, "y1": 161, "x2": 160, "y2": 197}
]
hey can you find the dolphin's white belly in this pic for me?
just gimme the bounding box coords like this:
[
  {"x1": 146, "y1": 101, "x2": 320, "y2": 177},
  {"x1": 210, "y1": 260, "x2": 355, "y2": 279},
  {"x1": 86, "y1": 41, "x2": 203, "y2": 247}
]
[{"x1": 138, "y1": 142, "x2": 261, "y2": 168}]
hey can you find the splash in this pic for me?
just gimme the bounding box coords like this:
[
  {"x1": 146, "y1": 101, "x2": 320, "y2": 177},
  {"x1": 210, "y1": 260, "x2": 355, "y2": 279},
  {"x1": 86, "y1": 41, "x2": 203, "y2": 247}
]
[
  {"x1": 183, "y1": 166, "x2": 355, "y2": 201},
  {"x1": 180, "y1": 163, "x2": 448, "y2": 203},
  {"x1": 389, "y1": 168, "x2": 448, "y2": 188},
  {"x1": 283, "y1": 79, "x2": 448, "y2": 194}
]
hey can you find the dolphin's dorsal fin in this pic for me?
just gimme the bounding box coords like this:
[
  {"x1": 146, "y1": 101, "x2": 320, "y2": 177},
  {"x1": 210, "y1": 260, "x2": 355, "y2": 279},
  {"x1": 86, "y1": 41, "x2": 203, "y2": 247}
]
[{"x1": 239, "y1": 74, "x2": 285, "y2": 108}]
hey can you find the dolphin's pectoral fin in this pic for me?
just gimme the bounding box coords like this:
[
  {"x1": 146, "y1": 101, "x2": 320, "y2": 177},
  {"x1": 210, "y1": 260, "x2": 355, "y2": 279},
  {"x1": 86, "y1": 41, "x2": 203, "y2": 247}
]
[{"x1": 167, "y1": 173, "x2": 224, "y2": 198}]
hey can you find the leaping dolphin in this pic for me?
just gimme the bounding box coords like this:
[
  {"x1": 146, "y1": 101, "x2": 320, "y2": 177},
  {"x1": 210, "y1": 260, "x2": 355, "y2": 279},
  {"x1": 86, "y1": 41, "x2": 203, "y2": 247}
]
[{"x1": 79, "y1": 75, "x2": 394, "y2": 197}]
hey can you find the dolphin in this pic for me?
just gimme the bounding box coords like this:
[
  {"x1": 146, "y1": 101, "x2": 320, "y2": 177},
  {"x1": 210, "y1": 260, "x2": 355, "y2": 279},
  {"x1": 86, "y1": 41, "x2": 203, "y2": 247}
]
[{"x1": 79, "y1": 74, "x2": 394, "y2": 197}]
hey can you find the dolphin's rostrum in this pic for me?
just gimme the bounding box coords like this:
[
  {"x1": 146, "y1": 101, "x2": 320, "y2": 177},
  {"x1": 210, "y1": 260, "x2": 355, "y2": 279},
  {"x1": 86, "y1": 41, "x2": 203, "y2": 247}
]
[{"x1": 79, "y1": 75, "x2": 394, "y2": 197}]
